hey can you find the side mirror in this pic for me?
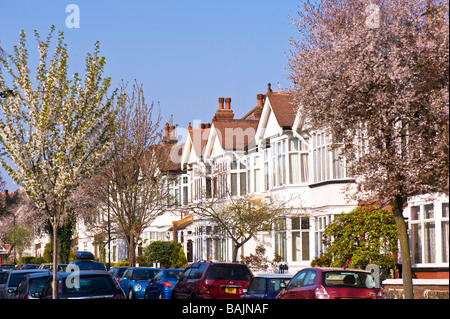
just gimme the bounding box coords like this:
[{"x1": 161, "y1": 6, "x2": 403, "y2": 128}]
[
  {"x1": 7, "y1": 288, "x2": 16, "y2": 294},
  {"x1": 31, "y1": 292, "x2": 40, "y2": 298},
  {"x1": 242, "y1": 288, "x2": 248, "y2": 294},
  {"x1": 280, "y1": 282, "x2": 286, "y2": 289}
]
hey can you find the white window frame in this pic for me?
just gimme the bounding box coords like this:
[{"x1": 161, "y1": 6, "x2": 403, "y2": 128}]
[{"x1": 409, "y1": 199, "x2": 449, "y2": 267}]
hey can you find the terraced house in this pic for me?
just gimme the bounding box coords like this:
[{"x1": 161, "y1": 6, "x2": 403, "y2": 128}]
[
  {"x1": 151, "y1": 84, "x2": 360, "y2": 268},
  {"x1": 156, "y1": 83, "x2": 448, "y2": 285},
  {"x1": 21, "y1": 84, "x2": 447, "y2": 297}
]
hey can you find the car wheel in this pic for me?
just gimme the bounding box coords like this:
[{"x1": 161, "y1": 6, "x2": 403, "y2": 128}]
[{"x1": 128, "y1": 289, "x2": 135, "y2": 299}]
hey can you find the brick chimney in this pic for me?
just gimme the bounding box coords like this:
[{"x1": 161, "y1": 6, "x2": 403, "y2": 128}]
[
  {"x1": 266, "y1": 83, "x2": 273, "y2": 95},
  {"x1": 164, "y1": 123, "x2": 170, "y2": 137},
  {"x1": 213, "y1": 97, "x2": 234, "y2": 121},
  {"x1": 257, "y1": 94, "x2": 264, "y2": 108},
  {"x1": 163, "y1": 123, "x2": 177, "y2": 145},
  {"x1": 225, "y1": 97, "x2": 231, "y2": 109}
]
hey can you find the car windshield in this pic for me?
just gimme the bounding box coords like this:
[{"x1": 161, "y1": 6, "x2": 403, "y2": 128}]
[
  {"x1": 205, "y1": 265, "x2": 252, "y2": 281},
  {"x1": 72, "y1": 261, "x2": 106, "y2": 271},
  {"x1": 248, "y1": 277, "x2": 266, "y2": 294},
  {"x1": 132, "y1": 269, "x2": 159, "y2": 281},
  {"x1": 116, "y1": 268, "x2": 127, "y2": 277},
  {"x1": 29, "y1": 276, "x2": 51, "y2": 294},
  {"x1": 165, "y1": 269, "x2": 184, "y2": 279},
  {"x1": 10, "y1": 273, "x2": 33, "y2": 287},
  {"x1": 322, "y1": 271, "x2": 376, "y2": 289},
  {"x1": 61, "y1": 275, "x2": 115, "y2": 297},
  {"x1": 269, "y1": 278, "x2": 291, "y2": 292}
]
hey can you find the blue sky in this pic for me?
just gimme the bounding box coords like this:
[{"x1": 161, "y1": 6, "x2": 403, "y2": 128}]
[{"x1": 0, "y1": 0, "x2": 300, "y2": 191}]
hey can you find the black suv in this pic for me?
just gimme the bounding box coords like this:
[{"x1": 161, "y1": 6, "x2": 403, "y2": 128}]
[{"x1": 172, "y1": 261, "x2": 253, "y2": 299}]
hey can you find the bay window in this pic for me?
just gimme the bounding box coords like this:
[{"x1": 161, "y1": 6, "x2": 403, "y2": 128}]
[
  {"x1": 312, "y1": 132, "x2": 347, "y2": 183},
  {"x1": 288, "y1": 137, "x2": 309, "y2": 184},
  {"x1": 410, "y1": 201, "x2": 449, "y2": 265},
  {"x1": 291, "y1": 217, "x2": 310, "y2": 261}
]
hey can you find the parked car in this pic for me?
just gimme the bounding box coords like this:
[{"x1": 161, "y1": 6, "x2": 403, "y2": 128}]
[
  {"x1": 0, "y1": 264, "x2": 15, "y2": 270},
  {"x1": 17, "y1": 264, "x2": 39, "y2": 270},
  {"x1": 39, "y1": 263, "x2": 68, "y2": 272},
  {"x1": 39, "y1": 271, "x2": 126, "y2": 299},
  {"x1": 144, "y1": 268, "x2": 184, "y2": 299},
  {"x1": 119, "y1": 267, "x2": 160, "y2": 299},
  {"x1": 0, "y1": 270, "x2": 9, "y2": 283},
  {"x1": 108, "y1": 266, "x2": 128, "y2": 282},
  {"x1": 0, "y1": 269, "x2": 50, "y2": 299},
  {"x1": 241, "y1": 274, "x2": 293, "y2": 299},
  {"x1": 277, "y1": 267, "x2": 388, "y2": 299},
  {"x1": 13, "y1": 272, "x2": 53, "y2": 299},
  {"x1": 67, "y1": 251, "x2": 106, "y2": 272},
  {"x1": 172, "y1": 261, "x2": 253, "y2": 299}
]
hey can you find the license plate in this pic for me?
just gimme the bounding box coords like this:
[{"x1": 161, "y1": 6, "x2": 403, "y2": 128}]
[{"x1": 225, "y1": 287, "x2": 237, "y2": 294}]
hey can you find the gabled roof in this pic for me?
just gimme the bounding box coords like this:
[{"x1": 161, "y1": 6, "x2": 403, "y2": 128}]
[
  {"x1": 266, "y1": 94, "x2": 296, "y2": 128},
  {"x1": 188, "y1": 127, "x2": 210, "y2": 157},
  {"x1": 160, "y1": 142, "x2": 184, "y2": 172},
  {"x1": 181, "y1": 125, "x2": 211, "y2": 166},
  {"x1": 211, "y1": 120, "x2": 259, "y2": 151}
]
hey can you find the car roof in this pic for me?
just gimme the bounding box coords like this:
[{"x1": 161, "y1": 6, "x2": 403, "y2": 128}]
[
  {"x1": 57, "y1": 271, "x2": 113, "y2": 278},
  {"x1": 126, "y1": 267, "x2": 159, "y2": 270},
  {"x1": 306, "y1": 267, "x2": 372, "y2": 274},
  {"x1": 253, "y1": 274, "x2": 293, "y2": 278},
  {"x1": 7, "y1": 269, "x2": 50, "y2": 274},
  {"x1": 23, "y1": 272, "x2": 52, "y2": 279},
  {"x1": 193, "y1": 261, "x2": 248, "y2": 266},
  {"x1": 163, "y1": 268, "x2": 184, "y2": 271}
]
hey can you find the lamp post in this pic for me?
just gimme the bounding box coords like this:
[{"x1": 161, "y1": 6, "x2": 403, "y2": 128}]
[{"x1": 107, "y1": 183, "x2": 111, "y2": 270}]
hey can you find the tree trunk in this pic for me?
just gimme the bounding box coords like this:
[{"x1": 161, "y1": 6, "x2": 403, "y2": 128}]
[
  {"x1": 127, "y1": 233, "x2": 135, "y2": 267},
  {"x1": 51, "y1": 221, "x2": 58, "y2": 299},
  {"x1": 391, "y1": 195, "x2": 414, "y2": 299},
  {"x1": 232, "y1": 242, "x2": 242, "y2": 263}
]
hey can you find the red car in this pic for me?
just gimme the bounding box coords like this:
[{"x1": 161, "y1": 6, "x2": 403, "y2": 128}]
[
  {"x1": 172, "y1": 261, "x2": 253, "y2": 299},
  {"x1": 277, "y1": 267, "x2": 387, "y2": 299}
]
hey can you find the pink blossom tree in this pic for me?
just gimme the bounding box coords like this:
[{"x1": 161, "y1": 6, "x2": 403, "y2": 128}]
[{"x1": 288, "y1": 0, "x2": 448, "y2": 298}]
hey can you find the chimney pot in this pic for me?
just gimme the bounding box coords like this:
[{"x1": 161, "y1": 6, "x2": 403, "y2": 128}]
[
  {"x1": 257, "y1": 94, "x2": 264, "y2": 108},
  {"x1": 164, "y1": 123, "x2": 170, "y2": 137},
  {"x1": 218, "y1": 97, "x2": 224, "y2": 109},
  {"x1": 225, "y1": 97, "x2": 231, "y2": 110},
  {"x1": 266, "y1": 83, "x2": 273, "y2": 95}
]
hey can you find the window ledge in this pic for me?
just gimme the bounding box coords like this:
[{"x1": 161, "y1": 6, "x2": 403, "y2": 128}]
[{"x1": 308, "y1": 179, "x2": 355, "y2": 189}]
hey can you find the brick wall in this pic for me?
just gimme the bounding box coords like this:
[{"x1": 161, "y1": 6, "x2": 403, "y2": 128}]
[{"x1": 383, "y1": 279, "x2": 449, "y2": 299}]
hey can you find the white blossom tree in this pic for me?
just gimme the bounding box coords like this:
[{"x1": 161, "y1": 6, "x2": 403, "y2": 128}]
[{"x1": 0, "y1": 26, "x2": 123, "y2": 298}]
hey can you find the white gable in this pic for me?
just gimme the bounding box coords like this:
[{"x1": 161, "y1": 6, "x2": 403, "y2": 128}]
[
  {"x1": 263, "y1": 107, "x2": 282, "y2": 139},
  {"x1": 255, "y1": 99, "x2": 282, "y2": 146},
  {"x1": 187, "y1": 143, "x2": 198, "y2": 164},
  {"x1": 210, "y1": 134, "x2": 224, "y2": 157},
  {"x1": 181, "y1": 134, "x2": 198, "y2": 166},
  {"x1": 203, "y1": 124, "x2": 225, "y2": 160}
]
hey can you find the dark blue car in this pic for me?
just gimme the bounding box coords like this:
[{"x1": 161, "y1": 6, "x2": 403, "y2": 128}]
[
  {"x1": 119, "y1": 267, "x2": 160, "y2": 299},
  {"x1": 240, "y1": 274, "x2": 293, "y2": 299},
  {"x1": 144, "y1": 268, "x2": 184, "y2": 299}
]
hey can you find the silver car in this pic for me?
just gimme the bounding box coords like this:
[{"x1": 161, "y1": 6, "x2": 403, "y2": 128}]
[
  {"x1": 13, "y1": 272, "x2": 53, "y2": 299},
  {"x1": 0, "y1": 269, "x2": 50, "y2": 299}
]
